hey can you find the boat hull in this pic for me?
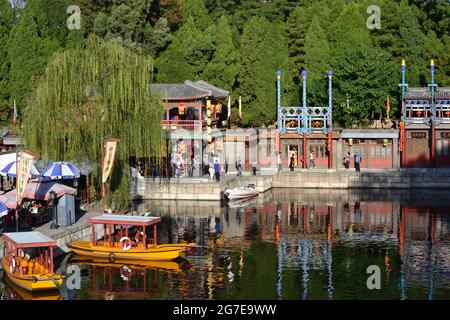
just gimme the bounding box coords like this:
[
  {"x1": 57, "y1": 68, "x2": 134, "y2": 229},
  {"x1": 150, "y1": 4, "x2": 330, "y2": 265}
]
[
  {"x1": 226, "y1": 191, "x2": 259, "y2": 199},
  {"x1": 68, "y1": 240, "x2": 188, "y2": 261},
  {"x1": 1, "y1": 259, "x2": 63, "y2": 292}
]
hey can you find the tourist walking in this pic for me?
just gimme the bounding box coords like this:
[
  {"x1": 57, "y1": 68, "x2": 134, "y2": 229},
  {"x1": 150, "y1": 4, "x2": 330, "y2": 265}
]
[
  {"x1": 289, "y1": 154, "x2": 295, "y2": 172},
  {"x1": 354, "y1": 153, "x2": 361, "y2": 172},
  {"x1": 309, "y1": 151, "x2": 316, "y2": 169},
  {"x1": 252, "y1": 160, "x2": 257, "y2": 175},
  {"x1": 214, "y1": 160, "x2": 220, "y2": 181},
  {"x1": 225, "y1": 158, "x2": 229, "y2": 174}
]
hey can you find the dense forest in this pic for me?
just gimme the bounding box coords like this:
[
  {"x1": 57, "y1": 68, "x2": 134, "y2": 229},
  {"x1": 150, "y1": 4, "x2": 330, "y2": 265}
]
[{"x1": 0, "y1": 0, "x2": 449, "y2": 128}]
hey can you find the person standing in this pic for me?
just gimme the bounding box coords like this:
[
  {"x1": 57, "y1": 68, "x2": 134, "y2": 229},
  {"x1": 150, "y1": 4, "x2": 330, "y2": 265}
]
[
  {"x1": 225, "y1": 157, "x2": 229, "y2": 175},
  {"x1": 343, "y1": 152, "x2": 350, "y2": 170},
  {"x1": 214, "y1": 160, "x2": 220, "y2": 181},
  {"x1": 236, "y1": 158, "x2": 243, "y2": 176},
  {"x1": 289, "y1": 154, "x2": 295, "y2": 172},
  {"x1": 277, "y1": 152, "x2": 282, "y2": 171},
  {"x1": 309, "y1": 151, "x2": 316, "y2": 169},
  {"x1": 252, "y1": 160, "x2": 257, "y2": 175},
  {"x1": 354, "y1": 153, "x2": 361, "y2": 172},
  {"x1": 209, "y1": 161, "x2": 215, "y2": 180}
]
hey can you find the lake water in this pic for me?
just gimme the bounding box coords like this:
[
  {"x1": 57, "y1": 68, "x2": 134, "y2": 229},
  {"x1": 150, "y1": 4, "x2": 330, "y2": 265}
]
[{"x1": 1, "y1": 189, "x2": 449, "y2": 300}]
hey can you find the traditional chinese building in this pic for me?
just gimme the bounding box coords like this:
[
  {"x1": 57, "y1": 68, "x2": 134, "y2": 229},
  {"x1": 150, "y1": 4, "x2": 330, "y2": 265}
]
[
  {"x1": 399, "y1": 60, "x2": 450, "y2": 167},
  {"x1": 276, "y1": 70, "x2": 336, "y2": 168},
  {"x1": 150, "y1": 80, "x2": 229, "y2": 177}
]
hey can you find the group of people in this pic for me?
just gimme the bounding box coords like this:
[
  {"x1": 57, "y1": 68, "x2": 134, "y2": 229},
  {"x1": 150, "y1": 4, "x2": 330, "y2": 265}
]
[
  {"x1": 343, "y1": 152, "x2": 362, "y2": 172},
  {"x1": 288, "y1": 151, "x2": 362, "y2": 172}
]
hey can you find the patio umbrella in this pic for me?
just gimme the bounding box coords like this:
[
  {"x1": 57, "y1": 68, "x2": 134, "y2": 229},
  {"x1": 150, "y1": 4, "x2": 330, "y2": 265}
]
[
  {"x1": 0, "y1": 200, "x2": 8, "y2": 218},
  {"x1": 0, "y1": 161, "x2": 41, "y2": 178},
  {"x1": 41, "y1": 161, "x2": 80, "y2": 179}
]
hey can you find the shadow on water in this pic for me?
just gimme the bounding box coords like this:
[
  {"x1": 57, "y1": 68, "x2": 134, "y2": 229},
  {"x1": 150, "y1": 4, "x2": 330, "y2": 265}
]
[{"x1": 2, "y1": 188, "x2": 450, "y2": 300}]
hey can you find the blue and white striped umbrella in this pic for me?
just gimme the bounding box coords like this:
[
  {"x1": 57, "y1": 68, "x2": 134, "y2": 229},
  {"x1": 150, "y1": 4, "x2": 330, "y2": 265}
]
[
  {"x1": 0, "y1": 201, "x2": 8, "y2": 218},
  {"x1": 42, "y1": 161, "x2": 80, "y2": 179},
  {"x1": 0, "y1": 161, "x2": 41, "y2": 178}
]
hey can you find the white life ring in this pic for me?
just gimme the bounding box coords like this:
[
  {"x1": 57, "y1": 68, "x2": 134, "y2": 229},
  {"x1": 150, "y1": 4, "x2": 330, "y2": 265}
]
[{"x1": 120, "y1": 237, "x2": 132, "y2": 251}]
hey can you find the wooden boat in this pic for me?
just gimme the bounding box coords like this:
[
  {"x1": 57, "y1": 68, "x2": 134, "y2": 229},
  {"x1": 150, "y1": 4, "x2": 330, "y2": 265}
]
[
  {"x1": 1, "y1": 231, "x2": 63, "y2": 292},
  {"x1": 69, "y1": 255, "x2": 190, "y2": 273},
  {"x1": 225, "y1": 184, "x2": 259, "y2": 200},
  {"x1": 68, "y1": 214, "x2": 192, "y2": 261},
  {"x1": 3, "y1": 276, "x2": 62, "y2": 300}
]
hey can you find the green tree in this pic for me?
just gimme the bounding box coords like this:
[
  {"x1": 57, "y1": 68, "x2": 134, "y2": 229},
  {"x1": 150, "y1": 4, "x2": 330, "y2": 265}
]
[
  {"x1": 333, "y1": 49, "x2": 398, "y2": 126},
  {"x1": 328, "y1": 3, "x2": 373, "y2": 62},
  {"x1": 180, "y1": 0, "x2": 212, "y2": 30},
  {"x1": 21, "y1": 36, "x2": 163, "y2": 209},
  {"x1": 303, "y1": 15, "x2": 331, "y2": 106},
  {"x1": 156, "y1": 16, "x2": 213, "y2": 82},
  {"x1": 202, "y1": 16, "x2": 238, "y2": 91},
  {"x1": 0, "y1": 0, "x2": 15, "y2": 124}
]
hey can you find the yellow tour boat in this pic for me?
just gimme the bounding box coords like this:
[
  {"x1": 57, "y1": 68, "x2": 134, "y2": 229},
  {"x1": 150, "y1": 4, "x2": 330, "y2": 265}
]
[
  {"x1": 69, "y1": 255, "x2": 190, "y2": 273},
  {"x1": 1, "y1": 231, "x2": 63, "y2": 292},
  {"x1": 68, "y1": 214, "x2": 193, "y2": 262}
]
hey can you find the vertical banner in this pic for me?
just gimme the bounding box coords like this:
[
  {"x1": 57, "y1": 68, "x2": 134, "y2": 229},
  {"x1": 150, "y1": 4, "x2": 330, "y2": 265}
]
[
  {"x1": 386, "y1": 95, "x2": 390, "y2": 119},
  {"x1": 102, "y1": 138, "x2": 119, "y2": 183},
  {"x1": 16, "y1": 150, "x2": 37, "y2": 205},
  {"x1": 227, "y1": 96, "x2": 231, "y2": 119},
  {"x1": 13, "y1": 100, "x2": 17, "y2": 125},
  {"x1": 238, "y1": 96, "x2": 242, "y2": 120}
]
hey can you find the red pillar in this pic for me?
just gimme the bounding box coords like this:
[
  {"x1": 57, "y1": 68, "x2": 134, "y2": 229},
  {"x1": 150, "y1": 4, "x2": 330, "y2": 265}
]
[
  {"x1": 153, "y1": 225, "x2": 157, "y2": 245},
  {"x1": 431, "y1": 123, "x2": 436, "y2": 167},
  {"x1": 303, "y1": 133, "x2": 307, "y2": 168},
  {"x1": 327, "y1": 130, "x2": 333, "y2": 169},
  {"x1": 399, "y1": 121, "x2": 406, "y2": 167}
]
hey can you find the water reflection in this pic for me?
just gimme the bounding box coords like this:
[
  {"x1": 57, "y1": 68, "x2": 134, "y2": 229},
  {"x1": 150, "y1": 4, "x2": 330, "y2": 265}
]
[{"x1": 1, "y1": 189, "x2": 449, "y2": 299}]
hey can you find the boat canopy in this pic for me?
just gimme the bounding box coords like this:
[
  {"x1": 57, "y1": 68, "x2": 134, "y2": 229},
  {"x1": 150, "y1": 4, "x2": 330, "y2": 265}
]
[
  {"x1": 88, "y1": 214, "x2": 161, "y2": 226},
  {"x1": 3, "y1": 231, "x2": 57, "y2": 248}
]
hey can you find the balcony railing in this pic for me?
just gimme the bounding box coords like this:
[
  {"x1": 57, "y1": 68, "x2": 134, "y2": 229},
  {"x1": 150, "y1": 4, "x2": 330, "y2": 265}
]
[{"x1": 162, "y1": 119, "x2": 218, "y2": 130}]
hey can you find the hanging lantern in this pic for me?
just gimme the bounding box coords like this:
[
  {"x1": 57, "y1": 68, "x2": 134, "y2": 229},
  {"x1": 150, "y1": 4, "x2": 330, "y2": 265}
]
[
  {"x1": 207, "y1": 118, "x2": 212, "y2": 126},
  {"x1": 207, "y1": 127, "x2": 212, "y2": 134},
  {"x1": 314, "y1": 121, "x2": 321, "y2": 127},
  {"x1": 178, "y1": 103, "x2": 186, "y2": 115},
  {"x1": 348, "y1": 138, "x2": 353, "y2": 146},
  {"x1": 215, "y1": 103, "x2": 222, "y2": 113},
  {"x1": 383, "y1": 139, "x2": 388, "y2": 148},
  {"x1": 207, "y1": 109, "x2": 212, "y2": 117}
]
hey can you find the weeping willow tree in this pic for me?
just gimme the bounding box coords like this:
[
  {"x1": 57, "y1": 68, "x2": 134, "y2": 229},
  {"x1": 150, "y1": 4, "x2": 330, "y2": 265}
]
[{"x1": 21, "y1": 36, "x2": 164, "y2": 209}]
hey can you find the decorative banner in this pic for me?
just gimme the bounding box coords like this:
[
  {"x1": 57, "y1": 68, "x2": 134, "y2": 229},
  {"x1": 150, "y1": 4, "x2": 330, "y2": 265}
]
[
  {"x1": 238, "y1": 96, "x2": 242, "y2": 120},
  {"x1": 16, "y1": 150, "x2": 37, "y2": 205},
  {"x1": 13, "y1": 100, "x2": 17, "y2": 125},
  {"x1": 386, "y1": 95, "x2": 390, "y2": 118},
  {"x1": 102, "y1": 138, "x2": 119, "y2": 183},
  {"x1": 227, "y1": 96, "x2": 231, "y2": 119}
]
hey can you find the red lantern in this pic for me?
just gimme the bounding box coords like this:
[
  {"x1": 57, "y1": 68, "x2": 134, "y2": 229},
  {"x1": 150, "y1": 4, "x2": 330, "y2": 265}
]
[
  {"x1": 314, "y1": 121, "x2": 321, "y2": 127},
  {"x1": 178, "y1": 103, "x2": 186, "y2": 115}
]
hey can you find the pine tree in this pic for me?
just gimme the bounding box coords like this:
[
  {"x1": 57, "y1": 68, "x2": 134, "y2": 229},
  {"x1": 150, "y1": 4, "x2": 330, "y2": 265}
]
[
  {"x1": 328, "y1": 3, "x2": 373, "y2": 61},
  {"x1": 0, "y1": 0, "x2": 15, "y2": 124},
  {"x1": 202, "y1": 16, "x2": 238, "y2": 91},
  {"x1": 180, "y1": 0, "x2": 212, "y2": 30},
  {"x1": 156, "y1": 16, "x2": 213, "y2": 82},
  {"x1": 303, "y1": 15, "x2": 331, "y2": 106},
  {"x1": 7, "y1": 5, "x2": 49, "y2": 112}
]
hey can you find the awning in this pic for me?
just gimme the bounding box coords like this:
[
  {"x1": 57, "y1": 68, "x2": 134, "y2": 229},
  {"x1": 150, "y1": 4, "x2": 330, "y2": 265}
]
[{"x1": 4, "y1": 180, "x2": 77, "y2": 203}]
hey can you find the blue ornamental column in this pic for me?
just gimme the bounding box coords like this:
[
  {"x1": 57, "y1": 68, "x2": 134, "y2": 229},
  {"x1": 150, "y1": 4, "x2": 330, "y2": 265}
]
[
  {"x1": 276, "y1": 70, "x2": 282, "y2": 129},
  {"x1": 429, "y1": 60, "x2": 437, "y2": 167},
  {"x1": 302, "y1": 70, "x2": 307, "y2": 167}
]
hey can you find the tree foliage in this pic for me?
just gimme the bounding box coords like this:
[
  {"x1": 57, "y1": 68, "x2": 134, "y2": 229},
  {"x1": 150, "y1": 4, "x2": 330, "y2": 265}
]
[{"x1": 21, "y1": 37, "x2": 164, "y2": 208}]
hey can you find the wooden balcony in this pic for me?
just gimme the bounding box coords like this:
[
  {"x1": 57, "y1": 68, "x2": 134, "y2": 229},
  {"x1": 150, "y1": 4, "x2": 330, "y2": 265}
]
[{"x1": 162, "y1": 119, "x2": 218, "y2": 131}]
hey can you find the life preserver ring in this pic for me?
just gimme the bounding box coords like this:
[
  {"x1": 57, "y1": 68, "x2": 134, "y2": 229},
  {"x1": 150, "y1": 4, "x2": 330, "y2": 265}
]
[
  {"x1": 108, "y1": 252, "x2": 115, "y2": 262},
  {"x1": 120, "y1": 237, "x2": 132, "y2": 251}
]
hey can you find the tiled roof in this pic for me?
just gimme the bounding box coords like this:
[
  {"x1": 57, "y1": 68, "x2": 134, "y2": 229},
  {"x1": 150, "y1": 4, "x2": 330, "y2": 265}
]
[
  {"x1": 405, "y1": 88, "x2": 431, "y2": 100},
  {"x1": 150, "y1": 80, "x2": 229, "y2": 101},
  {"x1": 436, "y1": 87, "x2": 450, "y2": 99}
]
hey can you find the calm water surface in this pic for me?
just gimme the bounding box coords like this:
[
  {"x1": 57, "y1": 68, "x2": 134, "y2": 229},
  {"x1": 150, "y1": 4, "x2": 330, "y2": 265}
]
[{"x1": 1, "y1": 189, "x2": 450, "y2": 300}]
